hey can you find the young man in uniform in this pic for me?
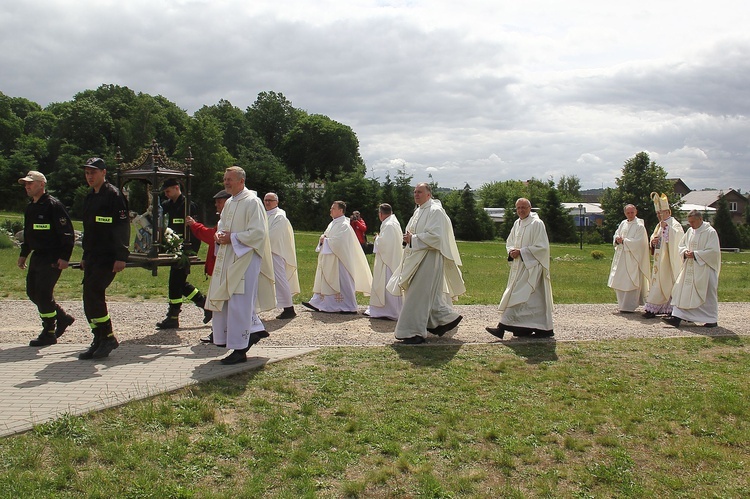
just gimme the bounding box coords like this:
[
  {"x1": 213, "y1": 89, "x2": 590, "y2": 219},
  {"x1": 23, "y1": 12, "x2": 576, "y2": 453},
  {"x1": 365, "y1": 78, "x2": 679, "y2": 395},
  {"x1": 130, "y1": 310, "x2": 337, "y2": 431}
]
[
  {"x1": 79, "y1": 157, "x2": 130, "y2": 359},
  {"x1": 156, "y1": 178, "x2": 207, "y2": 329},
  {"x1": 18, "y1": 170, "x2": 76, "y2": 346}
]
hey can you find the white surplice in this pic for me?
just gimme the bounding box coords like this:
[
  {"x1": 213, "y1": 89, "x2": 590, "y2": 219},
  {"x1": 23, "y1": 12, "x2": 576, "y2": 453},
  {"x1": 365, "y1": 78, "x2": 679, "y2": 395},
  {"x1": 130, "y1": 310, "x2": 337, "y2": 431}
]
[
  {"x1": 387, "y1": 199, "x2": 465, "y2": 338},
  {"x1": 266, "y1": 207, "x2": 300, "y2": 308},
  {"x1": 365, "y1": 214, "x2": 403, "y2": 320},
  {"x1": 498, "y1": 212, "x2": 553, "y2": 332},
  {"x1": 608, "y1": 217, "x2": 650, "y2": 312},
  {"x1": 310, "y1": 215, "x2": 372, "y2": 312},
  {"x1": 671, "y1": 221, "x2": 721, "y2": 323}
]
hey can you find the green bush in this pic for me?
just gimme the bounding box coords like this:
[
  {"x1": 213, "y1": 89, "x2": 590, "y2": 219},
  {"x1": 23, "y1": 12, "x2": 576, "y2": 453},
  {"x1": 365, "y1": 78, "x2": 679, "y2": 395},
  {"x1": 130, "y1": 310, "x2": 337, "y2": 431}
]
[
  {"x1": 2, "y1": 219, "x2": 23, "y2": 235},
  {"x1": 591, "y1": 250, "x2": 605, "y2": 260},
  {"x1": 0, "y1": 231, "x2": 15, "y2": 249}
]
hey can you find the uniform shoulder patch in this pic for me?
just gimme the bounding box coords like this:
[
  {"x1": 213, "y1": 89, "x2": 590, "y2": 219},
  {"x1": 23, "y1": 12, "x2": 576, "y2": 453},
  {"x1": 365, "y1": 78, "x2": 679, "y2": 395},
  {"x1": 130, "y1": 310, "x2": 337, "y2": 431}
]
[{"x1": 59, "y1": 217, "x2": 68, "y2": 225}]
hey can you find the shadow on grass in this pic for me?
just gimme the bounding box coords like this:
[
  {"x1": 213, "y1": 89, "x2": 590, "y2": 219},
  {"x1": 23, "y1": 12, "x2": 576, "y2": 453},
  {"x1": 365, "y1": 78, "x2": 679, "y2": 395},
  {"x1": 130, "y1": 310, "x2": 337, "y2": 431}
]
[
  {"x1": 502, "y1": 338, "x2": 559, "y2": 364},
  {"x1": 390, "y1": 343, "x2": 463, "y2": 367}
]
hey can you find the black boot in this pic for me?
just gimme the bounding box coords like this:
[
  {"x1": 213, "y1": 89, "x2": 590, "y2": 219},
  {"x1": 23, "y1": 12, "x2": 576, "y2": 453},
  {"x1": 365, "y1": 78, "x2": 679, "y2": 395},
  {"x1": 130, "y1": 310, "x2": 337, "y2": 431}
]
[
  {"x1": 156, "y1": 303, "x2": 181, "y2": 329},
  {"x1": 275, "y1": 307, "x2": 297, "y2": 320},
  {"x1": 92, "y1": 321, "x2": 119, "y2": 359},
  {"x1": 192, "y1": 292, "x2": 212, "y2": 324},
  {"x1": 30, "y1": 317, "x2": 57, "y2": 347},
  {"x1": 78, "y1": 329, "x2": 102, "y2": 359},
  {"x1": 55, "y1": 305, "x2": 75, "y2": 338}
]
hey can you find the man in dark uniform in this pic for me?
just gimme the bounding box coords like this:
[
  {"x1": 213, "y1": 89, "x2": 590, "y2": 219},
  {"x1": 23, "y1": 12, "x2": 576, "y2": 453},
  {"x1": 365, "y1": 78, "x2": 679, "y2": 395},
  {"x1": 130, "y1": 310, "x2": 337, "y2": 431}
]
[
  {"x1": 17, "y1": 170, "x2": 76, "y2": 347},
  {"x1": 79, "y1": 157, "x2": 130, "y2": 359},
  {"x1": 155, "y1": 178, "x2": 207, "y2": 329}
]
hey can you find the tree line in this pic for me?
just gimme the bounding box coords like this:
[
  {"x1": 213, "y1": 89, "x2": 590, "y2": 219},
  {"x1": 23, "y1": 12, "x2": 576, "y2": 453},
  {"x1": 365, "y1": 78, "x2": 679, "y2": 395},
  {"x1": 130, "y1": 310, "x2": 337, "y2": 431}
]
[{"x1": 4, "y1": 85, "x2": 746, "y2": 246}]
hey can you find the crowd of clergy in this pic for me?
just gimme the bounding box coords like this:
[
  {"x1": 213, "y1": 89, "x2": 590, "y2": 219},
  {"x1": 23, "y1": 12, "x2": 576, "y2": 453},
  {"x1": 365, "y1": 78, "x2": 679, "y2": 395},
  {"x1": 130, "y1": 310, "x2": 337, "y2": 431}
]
[{"x1": 205, "y1": 175, "x2": 723, "y2": 362}]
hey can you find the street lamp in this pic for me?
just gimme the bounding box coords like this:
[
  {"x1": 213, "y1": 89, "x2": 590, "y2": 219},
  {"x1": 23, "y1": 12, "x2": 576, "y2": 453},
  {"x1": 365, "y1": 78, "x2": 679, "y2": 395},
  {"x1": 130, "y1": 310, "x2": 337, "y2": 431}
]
[{"x1": 578, "y1": 203, "x2": 585, "y2": 250}]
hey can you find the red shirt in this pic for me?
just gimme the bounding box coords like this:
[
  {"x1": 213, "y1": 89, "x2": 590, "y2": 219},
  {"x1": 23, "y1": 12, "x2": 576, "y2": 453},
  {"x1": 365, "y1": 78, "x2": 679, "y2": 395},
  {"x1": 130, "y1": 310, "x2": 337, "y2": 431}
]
[
  {"x1": 188, "y1": 222, "x2": 216, "y2": 276},
  {"x1": 351, "y1": 218, "x2": 367, "y2": 244}
]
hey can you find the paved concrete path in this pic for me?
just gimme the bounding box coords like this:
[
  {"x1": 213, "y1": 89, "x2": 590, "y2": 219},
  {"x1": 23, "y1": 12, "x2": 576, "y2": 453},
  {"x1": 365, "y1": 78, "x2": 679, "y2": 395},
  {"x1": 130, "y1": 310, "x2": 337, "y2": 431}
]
[{"x1": 0, "y1": 343, "x2": 317, "y2": 437}]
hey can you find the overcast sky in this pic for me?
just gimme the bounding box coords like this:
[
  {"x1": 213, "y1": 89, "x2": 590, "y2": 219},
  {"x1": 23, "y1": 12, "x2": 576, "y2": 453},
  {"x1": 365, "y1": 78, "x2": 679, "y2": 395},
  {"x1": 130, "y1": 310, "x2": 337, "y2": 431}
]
[{"x1": 2, "y1": 0, "x2": 749, "y2": 192}]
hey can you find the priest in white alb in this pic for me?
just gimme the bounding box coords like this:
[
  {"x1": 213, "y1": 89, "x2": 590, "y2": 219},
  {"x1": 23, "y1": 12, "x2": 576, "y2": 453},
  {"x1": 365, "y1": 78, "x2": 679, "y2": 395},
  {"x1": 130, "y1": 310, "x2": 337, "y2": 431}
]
[
  {"x1": 365, "y1": 203, "x2": 403, "y2": 321},
  {"x1": 608, "y1": 204, "x2": 650, "y2": 313},
  {"x1": 206, "y1": 166, "x2": 276, "y2": 365},
  {"x1": 486, "y1": 198, "x2": 554, "y2": 339},
  {"x1": 303, "y1": 200, "x2": 372, "y2": 314},
  {"x1": 264, "y1": 192, "x2": 300, "y2": 320},
  {"x1": 387, "y1": 183, "x2": 465, "y2": 344},
  {"x1": 663, "y1": 210, "x2": 721, "y2": 328}
]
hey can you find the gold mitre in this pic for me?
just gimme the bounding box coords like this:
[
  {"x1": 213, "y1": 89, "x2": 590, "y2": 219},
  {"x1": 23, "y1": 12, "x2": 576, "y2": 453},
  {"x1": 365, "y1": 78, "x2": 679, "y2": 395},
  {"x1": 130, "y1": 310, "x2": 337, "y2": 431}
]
[{"x1": 650, "y1": 192, "x2": 670, "y2": 212}]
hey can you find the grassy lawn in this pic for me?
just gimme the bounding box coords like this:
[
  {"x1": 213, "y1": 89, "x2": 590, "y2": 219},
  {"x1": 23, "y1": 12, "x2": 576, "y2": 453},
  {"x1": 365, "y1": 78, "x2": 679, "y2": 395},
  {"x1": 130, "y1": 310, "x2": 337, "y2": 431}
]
[
  {"x1": 1, "y1": 212, "x2": 749, "y2": 496},
  {"x1": 1, "y1": 337, "x2": 748, "y2": 497}
]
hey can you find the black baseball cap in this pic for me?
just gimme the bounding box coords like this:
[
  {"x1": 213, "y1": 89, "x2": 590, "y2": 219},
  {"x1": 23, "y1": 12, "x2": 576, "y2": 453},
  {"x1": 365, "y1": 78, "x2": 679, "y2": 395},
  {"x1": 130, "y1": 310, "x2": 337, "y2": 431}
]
[{"x1": 83, "y1": 157, "x2": 106, "y2": 170}]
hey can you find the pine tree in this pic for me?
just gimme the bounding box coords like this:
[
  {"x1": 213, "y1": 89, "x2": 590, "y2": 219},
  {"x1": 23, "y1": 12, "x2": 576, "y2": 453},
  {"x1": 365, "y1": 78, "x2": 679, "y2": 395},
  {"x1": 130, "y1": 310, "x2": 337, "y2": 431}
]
[{"x1": 712, "y1": 193, "x2": 740, "y2": 248}]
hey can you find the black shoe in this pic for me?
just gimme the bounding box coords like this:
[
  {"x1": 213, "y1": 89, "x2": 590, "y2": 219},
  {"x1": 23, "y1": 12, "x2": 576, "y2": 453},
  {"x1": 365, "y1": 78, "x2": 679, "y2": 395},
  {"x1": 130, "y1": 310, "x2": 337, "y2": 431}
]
[
  {"x1": 642, "y1": 311, "x2": 656, "y2": 319},
  {"x1": 301, "y1": 302, "x2": 320, "y2": 312},
  {"x1": 200, "y1": 332, "x2": 213, "y2": 343},
  {"x1": 399, "y1": 336, "x2": 426, "y2": 345},
  {"x1": 29, "y1": 332, "x2": 57, "y2": 347},
  {"x1": 485, "y1": 326, "x2": 505, "y2": 339},
  {"x1": 202, "y1": 309, "x2": 212, "y2": 324},
  {"x1": 220, "y1": 349, "x2": 248, "y2": 365},
  {"x1": 532, "y1": 330, "x2": 555, "y2": 338},
  {"x1": 704, "y1": 322, "x2": 718, "y2": 328},
  {"x1": 339, "y1": 310, "x2": 358, "y2": 315},
  {"x1": 156, "y1": 317, "x2": 180, "y2": 329},
  {"x1": 275, "y1": 307, "x2": 297, "y2": 320},
  {"x1": 56, "y1": 314, "x2": 75, "y2": 338},
  {"x1": 427, "y1": 315, "x2": 463, "y2": 337},
  {"x1": 662, "y1": 316, "x2": 682, "y2": 327},
  {"x1": 92, "y1": 335, "x2": 119, "y2": 359},
  {"x1": 248, "y1": 330, "x2": 270, "y2": 346}
]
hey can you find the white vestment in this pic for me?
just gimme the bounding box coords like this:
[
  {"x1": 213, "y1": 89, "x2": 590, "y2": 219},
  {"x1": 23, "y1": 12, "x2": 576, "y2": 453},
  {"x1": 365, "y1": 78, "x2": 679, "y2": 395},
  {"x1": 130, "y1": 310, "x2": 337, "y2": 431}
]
[
  {"x1": 671, "y1": 221, "x2": 721, "y2": 324},
  {"x1": 498, "y1": 212, "x2": 553, "y2": 332},
  {"x1": 387, "y1": 198, "x2": 465, "y2": 338},
  {"x1": 207, "y1": 188, "x2": 275, "y2": 349},
  {"x1": 310, "y1": 215, "x2": 372, "y2": 312},
  {"x1": 645, "y1": 216, "x2": 684, "y2": 314},
  {"x1": 365, "y1": 214, "x2": 403, "y2": 320},
  {"x1": 608, "y1": 217, "x2": 650, "y2": 312},
  {"x1": 266, "y1": 207, "x2": 300, "y2": 308}
]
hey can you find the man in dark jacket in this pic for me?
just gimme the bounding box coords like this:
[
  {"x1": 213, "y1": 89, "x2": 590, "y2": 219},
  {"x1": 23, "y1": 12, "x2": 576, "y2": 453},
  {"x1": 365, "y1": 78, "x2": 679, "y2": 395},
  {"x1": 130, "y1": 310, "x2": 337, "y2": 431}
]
[
  {"x1": 155, "y1": 178, "x2": 206, "y2": 329},
  {"x1": 18, "y1": 170, "x2": 76, "y2": 347},
  {"x1": 78, "y1": 157, "x2": 130, "y2": 359}
]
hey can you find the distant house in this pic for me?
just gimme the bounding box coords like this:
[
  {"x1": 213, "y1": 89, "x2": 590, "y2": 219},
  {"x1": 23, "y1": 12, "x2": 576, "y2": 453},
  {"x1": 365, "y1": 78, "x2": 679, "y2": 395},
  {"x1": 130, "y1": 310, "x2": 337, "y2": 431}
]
[
  {"x1": 561, "y1": 203, "x2": 605, "y2": 227},
  {"x1": 668, "y1": 178, "x2": 691, "y2": 197},
  {"x1": 679, "y1": 189, "x2": 748, "y2": 224}
]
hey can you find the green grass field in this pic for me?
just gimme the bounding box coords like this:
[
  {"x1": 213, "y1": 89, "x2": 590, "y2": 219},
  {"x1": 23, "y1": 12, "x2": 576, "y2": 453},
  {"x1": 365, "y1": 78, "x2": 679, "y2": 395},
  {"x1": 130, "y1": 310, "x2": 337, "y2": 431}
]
[{"x1": 2, "y1": 213, "x2": 749, "y2": 497}]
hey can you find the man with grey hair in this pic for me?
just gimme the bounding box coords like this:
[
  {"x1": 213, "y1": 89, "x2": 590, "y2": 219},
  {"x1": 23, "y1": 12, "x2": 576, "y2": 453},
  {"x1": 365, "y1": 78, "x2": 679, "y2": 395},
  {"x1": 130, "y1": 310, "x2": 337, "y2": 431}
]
[
  {"x1": 18, "y1": 170, "x2": 76, "y2": 347},
  {"x1": 263, "y1": 192, "x2": 300, "y2": 320},
  {"x1": 663, "y1": 210, "x2": 721, "y2": 328},
  {"x1": 608, "y1": 204, "x2": 650, "y2": 313},
  {"x1": 206, "y1": 166, "x2": 276, "y2": 364},
  {"x1": 486, "y1": 197, "x2": 554, "y2": 339},
  {"x1": 387, "y1": 183, "x2": 465, "y2": 344}
]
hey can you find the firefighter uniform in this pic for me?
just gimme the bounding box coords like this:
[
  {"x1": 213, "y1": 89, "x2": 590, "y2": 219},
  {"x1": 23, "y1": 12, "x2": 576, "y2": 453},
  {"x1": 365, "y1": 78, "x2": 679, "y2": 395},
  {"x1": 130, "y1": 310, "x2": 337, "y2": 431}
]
[
  {"x1": 19, "y1": 176, "x2": 76, "y2": 347},
  {"x1": 156, "y1": 179, "x2": 206, "y2": 329},
  {"x1": 79, "y1": 158, "x2": 130, "y2": 359}
]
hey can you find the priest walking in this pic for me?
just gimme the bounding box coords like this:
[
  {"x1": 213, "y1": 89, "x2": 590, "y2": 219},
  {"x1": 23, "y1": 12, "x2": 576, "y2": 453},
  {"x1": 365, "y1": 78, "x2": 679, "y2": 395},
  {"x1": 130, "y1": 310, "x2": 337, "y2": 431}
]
[
  {"x1": 206, "y1": 166, "x2": 276, "y2": 365},
  {"x1": 608, "y1": 204, "x2": 650, "y2": 313}
]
